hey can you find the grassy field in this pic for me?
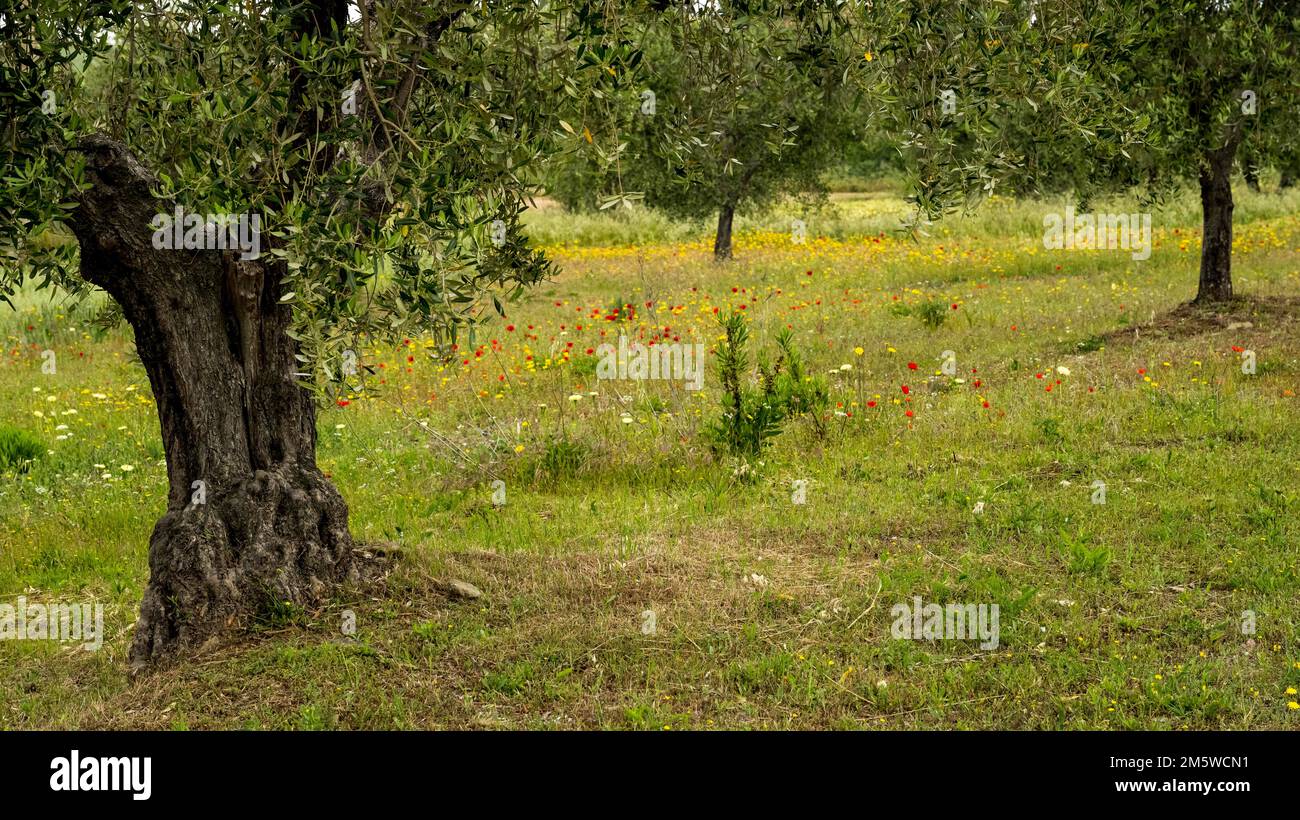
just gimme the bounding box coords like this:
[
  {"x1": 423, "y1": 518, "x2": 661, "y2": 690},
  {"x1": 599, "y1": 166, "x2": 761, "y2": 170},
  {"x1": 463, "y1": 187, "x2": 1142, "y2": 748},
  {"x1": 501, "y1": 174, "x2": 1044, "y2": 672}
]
[{"x1": 2, "y1": 188, "x2": 1299, "y2": 729}]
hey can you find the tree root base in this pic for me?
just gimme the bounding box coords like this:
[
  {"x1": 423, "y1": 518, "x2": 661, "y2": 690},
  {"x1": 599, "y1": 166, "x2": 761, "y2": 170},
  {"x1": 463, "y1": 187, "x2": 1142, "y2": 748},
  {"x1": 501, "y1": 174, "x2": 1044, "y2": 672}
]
[{"x1": 128, "y1": 464, "x2": 381, "y2": 672}]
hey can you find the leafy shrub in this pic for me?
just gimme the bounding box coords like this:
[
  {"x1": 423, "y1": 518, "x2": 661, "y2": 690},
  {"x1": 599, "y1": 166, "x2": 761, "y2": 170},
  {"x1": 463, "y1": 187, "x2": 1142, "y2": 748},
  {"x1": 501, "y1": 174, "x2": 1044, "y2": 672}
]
[
  {"x1": 570, "y1": 354, "x2": 599, "y2": 378},
  {"x1": 1061, "y1": 530, "x2": 1111, "y2": 576},
  {"x1": 890, "y1": 298, "x2": 949, "y2": 330},
  {"x1": 0, "y1": 426, "x2": 43, "y2": 472},
  {"x1": 705, "y1": 312, "x2": 828, "y2": 456},
  {"x1": 541, "y1": 437, "x2": 589, "y2": 476}
]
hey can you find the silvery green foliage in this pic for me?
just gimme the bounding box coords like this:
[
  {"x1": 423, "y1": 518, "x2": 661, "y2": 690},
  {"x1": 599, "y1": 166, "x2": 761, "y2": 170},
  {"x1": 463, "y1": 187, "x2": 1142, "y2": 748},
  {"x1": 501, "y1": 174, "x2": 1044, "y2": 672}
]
[
  {"x1": 0, "y1": 0, "x2": 648, "y2": 394},
  {"x1": 1, "y1": 1, "x2": 129, "y2": 298},
  {"x1": 549, "y1": 1, "x2": 862, "y2": 221},
  {"x1": 864, "y1": 0, "x2": 1300, "y2": 221}
]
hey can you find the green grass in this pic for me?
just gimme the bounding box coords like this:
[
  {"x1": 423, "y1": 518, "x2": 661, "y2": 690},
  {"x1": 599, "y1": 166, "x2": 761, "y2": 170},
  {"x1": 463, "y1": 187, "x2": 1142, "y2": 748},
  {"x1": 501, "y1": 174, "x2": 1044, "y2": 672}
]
[{"x1": 1, "y1": 180, "x2": 1298, "y2": 729}]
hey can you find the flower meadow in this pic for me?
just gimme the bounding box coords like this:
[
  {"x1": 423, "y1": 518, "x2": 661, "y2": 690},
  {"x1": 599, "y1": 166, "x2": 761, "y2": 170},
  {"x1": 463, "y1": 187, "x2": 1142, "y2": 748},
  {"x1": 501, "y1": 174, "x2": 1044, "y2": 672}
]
[{"x1": 2, "y1": 192, "x2": 1299, "y2": 729}]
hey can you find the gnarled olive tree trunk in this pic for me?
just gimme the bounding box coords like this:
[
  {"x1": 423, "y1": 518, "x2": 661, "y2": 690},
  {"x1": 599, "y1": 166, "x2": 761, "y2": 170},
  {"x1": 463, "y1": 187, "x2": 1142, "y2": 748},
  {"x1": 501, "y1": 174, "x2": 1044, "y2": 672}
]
[{"x1": 70, "y1": 135, "x2": 362, "y2": 670}]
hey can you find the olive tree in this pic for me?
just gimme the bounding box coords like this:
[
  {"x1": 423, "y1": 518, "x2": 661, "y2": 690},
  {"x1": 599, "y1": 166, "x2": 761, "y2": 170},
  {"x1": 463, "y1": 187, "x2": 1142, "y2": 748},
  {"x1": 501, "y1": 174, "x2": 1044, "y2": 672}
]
[
  {"x1": 866, "y1": 0, "x2": 1300, "y2": 303},
  {"x1": 1, "y1": 0, "x2": 643, "y2": 667}
]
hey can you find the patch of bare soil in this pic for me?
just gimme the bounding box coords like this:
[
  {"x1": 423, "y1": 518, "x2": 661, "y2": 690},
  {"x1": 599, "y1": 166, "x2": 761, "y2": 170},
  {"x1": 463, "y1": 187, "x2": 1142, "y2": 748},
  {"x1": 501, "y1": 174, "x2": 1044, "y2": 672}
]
[{"x1": 1102, "y1": 296, "x2": 1299, "y2": 346}]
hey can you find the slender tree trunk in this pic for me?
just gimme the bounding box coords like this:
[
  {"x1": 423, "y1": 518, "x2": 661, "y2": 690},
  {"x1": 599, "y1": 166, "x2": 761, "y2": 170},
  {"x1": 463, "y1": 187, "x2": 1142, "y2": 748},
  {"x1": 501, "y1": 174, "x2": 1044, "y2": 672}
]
[
  {"x1": 71, "y1": 136, "x2": 367, "y2": 670},
  {"x1": 714, "y1": 203, "x2": 735, "y2": 261},
  {"x1": 1196, "y1": 144, "x2": 1237, "y2": 304}
]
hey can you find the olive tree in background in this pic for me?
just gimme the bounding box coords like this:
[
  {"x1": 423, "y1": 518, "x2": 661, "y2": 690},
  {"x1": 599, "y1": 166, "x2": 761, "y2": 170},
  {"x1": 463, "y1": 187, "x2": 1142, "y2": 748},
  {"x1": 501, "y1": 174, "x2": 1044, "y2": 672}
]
[{"x1": 867, "y1": 0, "x2": 1300, "y2": 304}]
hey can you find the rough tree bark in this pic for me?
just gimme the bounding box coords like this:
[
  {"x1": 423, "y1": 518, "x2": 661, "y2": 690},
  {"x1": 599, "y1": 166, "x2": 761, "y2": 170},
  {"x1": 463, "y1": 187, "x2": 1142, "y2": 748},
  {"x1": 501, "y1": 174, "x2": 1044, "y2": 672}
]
[
  {"x1": 714, "y1": 203, "x2": 735, "y2": 261},
  {"x1": 70, "y1": 135, "x2": 368, "y2": 670},
  {"x1": 1196, "y1": 143, "x2": 1238, "y2": 304}
]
